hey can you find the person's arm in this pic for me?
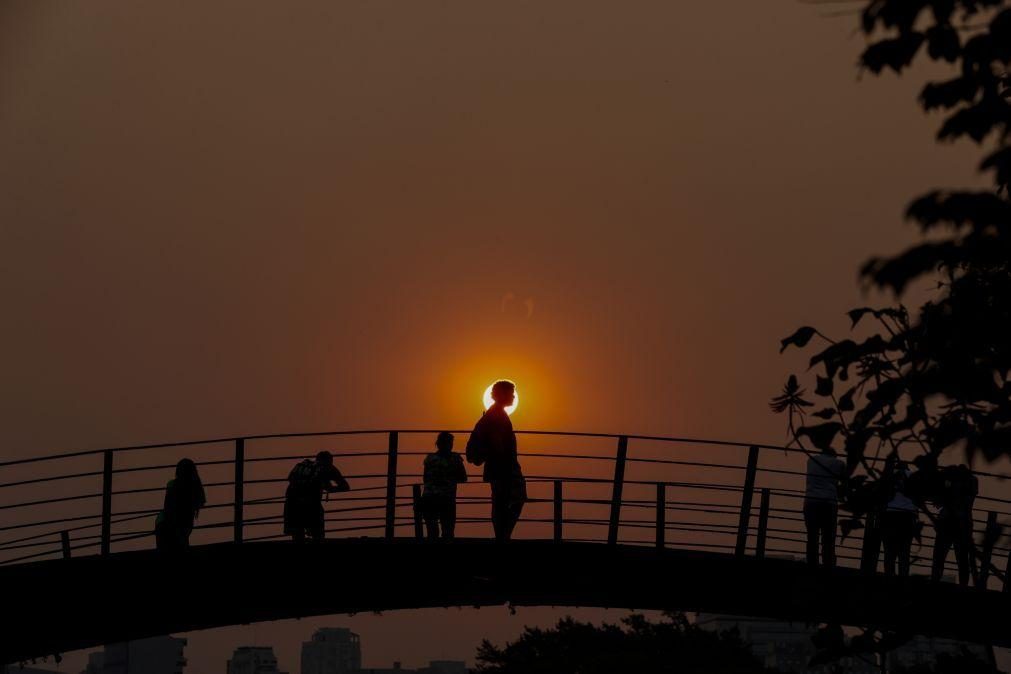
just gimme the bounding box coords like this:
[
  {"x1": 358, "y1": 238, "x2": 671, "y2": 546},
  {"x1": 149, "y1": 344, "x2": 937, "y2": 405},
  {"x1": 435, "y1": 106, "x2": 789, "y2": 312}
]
[
  {"x1": 454, "y1": 455, "x2": 468, "y2": 483},
  {"x1": 325, "y1": 466, "x2": 350, "y2": 493},
  {"x1": 833, "y1": 458, "x2": 848, "y2": 500},
  {"x1": 162, "y1": 481, "x2": 174, "y2": 515},
  {"x1": 423, "y1": 456, "x2": 434, "y2": 487},
  {"x1": 193, "y1": 484, "x2": 206, "y2": 519}
]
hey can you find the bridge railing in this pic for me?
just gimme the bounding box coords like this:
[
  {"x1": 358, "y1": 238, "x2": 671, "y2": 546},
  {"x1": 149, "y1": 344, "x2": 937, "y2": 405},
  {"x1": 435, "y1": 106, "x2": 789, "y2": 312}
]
[{"x1": 2, "y1": 430, "x2": 1011, "y2": 589}]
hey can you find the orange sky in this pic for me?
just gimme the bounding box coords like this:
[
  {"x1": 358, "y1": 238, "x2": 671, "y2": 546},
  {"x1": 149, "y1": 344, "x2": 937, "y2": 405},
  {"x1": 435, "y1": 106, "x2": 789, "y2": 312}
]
[{"x1": 0, "y1": 0, "x2": 999, "y2": 670}]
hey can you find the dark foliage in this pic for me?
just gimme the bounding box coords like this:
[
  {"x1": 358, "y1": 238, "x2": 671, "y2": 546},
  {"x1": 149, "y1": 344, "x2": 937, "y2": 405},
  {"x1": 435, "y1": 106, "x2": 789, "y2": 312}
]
[
  {"x1": 857, "y1": 1, "x2": 1010, "y2": 296},
  {"x1": 773, "y1": 0, "x2": 1011, "y2": 517},
  {"x1": 473, "y1": 612, "x2": 779, "y2": 674},
  {"x1": 774, "y1": 1, "x2": 1010, "y2": 667}
]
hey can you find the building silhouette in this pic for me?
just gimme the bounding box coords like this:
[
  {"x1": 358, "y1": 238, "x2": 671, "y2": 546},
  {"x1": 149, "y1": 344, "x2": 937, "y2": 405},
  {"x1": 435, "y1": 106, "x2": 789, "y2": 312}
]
[
  {"x1": 88, "y1": 637, "x2": 187, "y2": 674},
  {"x1": 300, "y1": 627, "x2": 464, "y2": 674},
  {"x1": 301, "y1": 628, "x2": 362, "y2": 674},
  {"x1": 359, "y1": 661, "x2": 467, "y2": 674},
  {"x1": 360, "y1": 664, "x2": 410, "y2": 674},
  {"x1": 227, "y1": 646, "x2": 287, "y2": 674}
]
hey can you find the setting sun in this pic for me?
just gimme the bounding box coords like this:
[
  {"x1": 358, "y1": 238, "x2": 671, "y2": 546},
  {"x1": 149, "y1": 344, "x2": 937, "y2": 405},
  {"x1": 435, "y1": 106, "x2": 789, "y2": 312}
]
[{"x1": 483, "y1": 382, "x2": 518, "y2": 415}]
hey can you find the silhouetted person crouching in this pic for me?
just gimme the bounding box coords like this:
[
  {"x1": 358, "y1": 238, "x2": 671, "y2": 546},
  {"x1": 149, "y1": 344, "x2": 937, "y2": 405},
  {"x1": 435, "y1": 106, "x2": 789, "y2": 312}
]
[
  {"x1": 421, "y1": 432, "x2": 468, "y2": 539},
  {"x1": 155, "y1": 458, "x2": 206, "y2": 554},
  {"x1": 284, "y1": 451, "x2": 350, "y2": 543},
  {"x1": 467, "y1": 380, "x2": 526, "y2": 542},
  {"x1": 803, "y1": 447, "x2": 846, "y2": 569},
  {"x1": 931, "y1": 464, "x2": 978, "y2": 586}
]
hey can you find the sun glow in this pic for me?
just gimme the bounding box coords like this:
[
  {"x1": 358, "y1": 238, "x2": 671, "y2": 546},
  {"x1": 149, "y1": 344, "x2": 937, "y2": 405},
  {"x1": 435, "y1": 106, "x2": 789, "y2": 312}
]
[{"x1": 483, "y1": 382, "x2": 519, "y2": 415}]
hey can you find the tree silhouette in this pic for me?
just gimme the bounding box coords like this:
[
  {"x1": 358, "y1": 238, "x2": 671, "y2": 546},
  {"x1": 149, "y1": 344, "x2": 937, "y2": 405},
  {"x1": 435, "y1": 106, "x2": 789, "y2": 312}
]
[
  {"x1": 775, "y1": 0, "x2": 1010, "y2": 518},
  {"x1": 774, "y1": 3, "x2": 1009, "y2": 665},
  {"x1": 473, "y1": 612, "x2": 780, "y2": 674}
]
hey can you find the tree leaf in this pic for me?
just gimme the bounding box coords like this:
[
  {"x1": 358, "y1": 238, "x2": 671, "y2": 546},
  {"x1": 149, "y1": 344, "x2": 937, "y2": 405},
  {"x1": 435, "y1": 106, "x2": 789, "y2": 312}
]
[
  {"x1": 809, "y1": 340, "x2": 860, "y2": 379},
  {"x1": 780, "y1": 326, "x2": 817, "y2": 353},
  {"x1": 926, "y1": 23, "x2": 960, "y2": 62},
  {"x1": 861, "y1": 33, "x2": 926, "y2": 74},
  {"x1": 847, "y1": 307, "x2": 875, "y2": 328},
  {"x1": 798, "y1": 423, "x2": 843, "y2": 452},
  {"x1": 815, "y1": 376, "x2": 834, "y2": 396},
  {"x1": 838, "y1": 387, "x2": 857, "y2": 411}
]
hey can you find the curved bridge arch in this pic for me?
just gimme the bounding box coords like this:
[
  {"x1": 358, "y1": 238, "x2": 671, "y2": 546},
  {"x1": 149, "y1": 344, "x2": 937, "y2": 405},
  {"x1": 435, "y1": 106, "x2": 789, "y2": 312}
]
[
  {"x1": 5, "y1": 538, "x2": 1011, "y2": 663},
  {"x1": 3, "y1": 429, "x2": 1011, "y2": 663}
]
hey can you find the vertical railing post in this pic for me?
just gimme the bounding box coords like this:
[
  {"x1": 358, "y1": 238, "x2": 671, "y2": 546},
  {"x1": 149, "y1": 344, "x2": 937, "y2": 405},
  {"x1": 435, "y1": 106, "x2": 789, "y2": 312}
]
[
  {"x1": 756, "y1": 488, "x2": 770, "y2": 559},
  {"x1": 553, "y1": 481, "x2": 563, "y2": 542},
  {"x1": 607, "y1": 436, "x2": 628, "y2": 545},
  {"x1": 61, "y1": 531, "x2": 72, "y2": 559},
  {"x1": 1004, "y1": 535, "x2": 1011, "y2": 592},
  {"x1": 412, "y1": 485, "x2": 424, "y2": 540},
  {"x1": 655, "y1": 482, "x2": 666, "y2": 550},
  {"x1": 986, "y1": 644, "x2": 999, "y2": 674},
  {"x1": 735, "y1": 445, "x2": 759, "y2": 556},
  {"x1": 101, "y1": 450, "x2": 113, "y2": 556},
  {"x1": 385, "y1": 431, "x2": 399, "y2": 539},
  {"x1": 978, "y1": 511, "x2": 998, "y2": 589},
  {"x1": 234, "y1": 438, "x2": 245, "y2": 544}
]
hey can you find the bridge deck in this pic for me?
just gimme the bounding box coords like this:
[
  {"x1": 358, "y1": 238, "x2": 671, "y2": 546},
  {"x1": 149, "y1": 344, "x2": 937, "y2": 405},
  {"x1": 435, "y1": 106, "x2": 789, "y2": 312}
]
[{"x1": 5, "y1": 539, "x2": 1011, "y2": 664}]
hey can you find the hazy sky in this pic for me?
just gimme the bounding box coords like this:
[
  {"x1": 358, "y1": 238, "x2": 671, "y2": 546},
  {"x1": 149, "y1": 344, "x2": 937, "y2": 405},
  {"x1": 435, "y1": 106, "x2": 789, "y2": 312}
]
[{"x1": 0, "y1": 0, "x2": 995, "y2": 671}]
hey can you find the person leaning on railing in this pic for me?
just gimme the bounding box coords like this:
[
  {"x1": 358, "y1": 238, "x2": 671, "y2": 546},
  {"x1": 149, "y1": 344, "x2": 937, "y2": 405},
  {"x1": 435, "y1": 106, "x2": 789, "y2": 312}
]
[
  {"x1": 283, "y1": 451, "x2": 350, "y2": 543},
  {"x1": 803, "y1": 446, "x2": 847, "y2": 569}
]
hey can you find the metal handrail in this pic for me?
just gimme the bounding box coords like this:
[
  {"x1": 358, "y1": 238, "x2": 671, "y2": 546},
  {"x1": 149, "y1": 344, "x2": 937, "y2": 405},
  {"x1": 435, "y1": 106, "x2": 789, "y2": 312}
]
[{"x1": 1, "y1": 429, "x2": 1009, "y2": 592}]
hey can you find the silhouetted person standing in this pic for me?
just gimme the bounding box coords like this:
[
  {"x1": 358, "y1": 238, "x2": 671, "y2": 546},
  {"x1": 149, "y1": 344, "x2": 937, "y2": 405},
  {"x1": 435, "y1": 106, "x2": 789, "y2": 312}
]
[
  {"x1": 155, "y1": 458, "x2": 206, "y2": 554},
  {"x1": 284, "y1": 451, "x2": 350, "y2": 543},
  {"x1": 881, "y1": 460, "x2": 918, "y2": 577},
  {"x1": 466, "y1": 380, "x2": 526, "y2": 542},
  {"x1": 803, "y1": 447, "x2": 845, "y2": 569},
  {"x1": 931, "y1": 464, "x2": 978, "y2": 586},
  {"x1": 421, "y1": 432, "x2": 468, "y2": 540}
]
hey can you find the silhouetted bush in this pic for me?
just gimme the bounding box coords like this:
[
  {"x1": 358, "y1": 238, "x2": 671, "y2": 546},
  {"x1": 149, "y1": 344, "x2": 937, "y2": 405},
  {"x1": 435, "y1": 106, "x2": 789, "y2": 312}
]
[{"x1": 473, "y1": 612, "x2": 779, "y2": 674}]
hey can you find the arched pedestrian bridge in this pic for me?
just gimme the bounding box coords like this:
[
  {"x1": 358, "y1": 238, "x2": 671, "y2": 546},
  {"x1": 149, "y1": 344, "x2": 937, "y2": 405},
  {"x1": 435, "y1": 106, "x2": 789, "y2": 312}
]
[{"x1": 3, "y1": 430, "x2": 1011, "y2": 664}]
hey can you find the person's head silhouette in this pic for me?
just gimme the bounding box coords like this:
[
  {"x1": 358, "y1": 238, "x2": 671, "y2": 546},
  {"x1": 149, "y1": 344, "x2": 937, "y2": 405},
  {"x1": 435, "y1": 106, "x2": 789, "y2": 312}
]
[
  {"x1": 436, "y1": 431, "x2": 454, "y2": 454},
  {"x1": 175, "y1": 458, "x2": 199, "y2": 483},
  {"x1": 316, "y1": 450, "x2": 334, "y2": 467},
  {"x1": 490, "y1": 380, "x2": 515, "y2": 409}
]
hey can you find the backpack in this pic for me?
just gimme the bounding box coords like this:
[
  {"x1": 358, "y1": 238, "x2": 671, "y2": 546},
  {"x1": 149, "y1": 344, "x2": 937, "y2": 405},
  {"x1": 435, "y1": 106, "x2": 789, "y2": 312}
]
[
  {"x1": 289, "y1": 459, "x2": 319, "y2": 496},
  {"x1": 465, "y1": 424, "x2": 488, "y2": 466}
]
